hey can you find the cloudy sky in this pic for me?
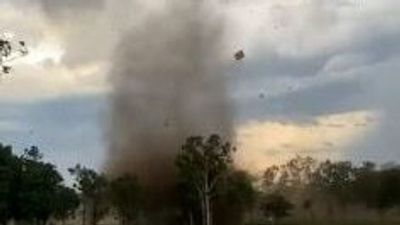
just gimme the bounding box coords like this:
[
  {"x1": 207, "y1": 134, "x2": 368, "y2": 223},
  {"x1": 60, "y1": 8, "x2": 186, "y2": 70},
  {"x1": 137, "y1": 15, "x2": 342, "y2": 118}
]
[{"x1": 0, "y1": 0, "x2": 399, "y2": 179}]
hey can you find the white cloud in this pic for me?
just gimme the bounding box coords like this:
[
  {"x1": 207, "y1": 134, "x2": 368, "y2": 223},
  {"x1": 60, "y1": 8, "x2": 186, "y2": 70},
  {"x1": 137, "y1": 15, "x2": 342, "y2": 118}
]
[
  {"x1": 0, "y1": 2, "x2": 112, "y2": 102},
  {"x1": 0, "y1": 62, "x2": 109, "y2": 102}
]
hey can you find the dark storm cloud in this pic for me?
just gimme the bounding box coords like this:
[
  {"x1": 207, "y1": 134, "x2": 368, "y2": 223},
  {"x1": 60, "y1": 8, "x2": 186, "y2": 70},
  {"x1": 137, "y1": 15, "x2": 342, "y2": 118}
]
[
  {"x1": 231, "y1": 16, "x2": 400, "y2": 124},
  {"x1": 234, "y1": 78, "x2": 366, "y2": 124},
  {"x1": 351, "y1": 59, "x2": 400, "y2": 162},
  {"x1": 241, "y1": 52, "x2": 330, "y2": 78},
  {"x1": 267, "y1": 79, "x2": 365, "y2": 117}
]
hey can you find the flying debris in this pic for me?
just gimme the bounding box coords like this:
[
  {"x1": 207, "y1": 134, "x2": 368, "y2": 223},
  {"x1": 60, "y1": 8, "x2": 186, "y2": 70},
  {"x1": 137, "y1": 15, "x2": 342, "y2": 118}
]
[
  {"x1": 259, "y1": 93, "x2": 265, "y2": 99},
  {"x1": 324, "y1": 142, "x2": 334, "y2": 147},
  {"x1": 354, "y1": 122, "x2": 367, "y2": 127},
  {"x1": 164, "y1": 118, "x2": 174, "y2": 128},
  {"x1": 287, "y1": 85, "x2": 295, "y2": 92},
  {"x1": 234, "y1": 50, "x2": 245, "y2": 60},
  {"x1": 164, "y1": 120, "x2": 170, "y2": 128},
  {"x1": 2, "y1": 66, "x2": 11, "y2": 74},
  {"x1": 18, "y1": 41, "x2": 28, "y2": 55}
]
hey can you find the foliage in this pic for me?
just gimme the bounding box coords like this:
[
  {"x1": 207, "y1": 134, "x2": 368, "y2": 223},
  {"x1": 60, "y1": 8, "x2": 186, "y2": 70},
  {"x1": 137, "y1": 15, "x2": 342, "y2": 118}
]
[
  {"x1": 53, "y1": 186, "x2": 80, "y2": 222},
  {"x1": 69, "y1": 164, "x2": 109, "y2": 225},
  {"x1": 263, "y1": 156, "x2": 317, "y2": 194},
  {"x1": 176, "y1": 134, "x2": 235, "y2": 225},
  {"x1": 214, "y1": 170, "x2": 257, "y2": 225},
  {"x1": 109, "y1": 174, "x2": 142, "y2": 225},
  {"x1": 0, "y1": 144, "x2": 78, "y2": 225},
  {"x1": 262, "y1": 156, "x2": 400, "y2": 221},
  {"x1": 218, "y1": 170, "x2": 256, "y2": 208},
  {"x1": 0, "y1": 38, "x2": 28, "y2": 74},
  {"x1": 0, "y1": 144, "x2": 14, "y2": 225},
  {"x1": 310, "y1": 160, "x2": 354, "y2": 205},
  {"x1": 260, "y1": 193, "x2": 294, "y2": 221}
]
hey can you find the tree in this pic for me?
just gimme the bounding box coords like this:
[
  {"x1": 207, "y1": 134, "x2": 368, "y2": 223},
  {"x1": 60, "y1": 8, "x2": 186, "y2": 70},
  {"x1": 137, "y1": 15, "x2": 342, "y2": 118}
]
[
  {"x1": 260, "y1": 193, "x2": 293, "y2": 224},
  {"x1": 16, "y1": 147, "x2": 64, "y2": 225},
  {"x1": 0, "y1": 38, "x2": 28, "y2": 74},
  {"x1": 352, "y1": 162, "x2": 379, "y2": 208},
  {"x1": 69, "y1": 164, "x2": 109, "y2": 225},
  {"x1": 0, "y1": 144, "x2": 14, "y2": 225},
  {"x1": 109, "y1": 174, "x2": 141, "y2": 225},
  {"x1": 374, "y1": 168, "x2": 400, "y2": 214},
  {"x1": 263, "y1": 156, "x2": 317, "y2": 195},
  {"x1": 310, "y1": 160, "x2": 354, "y2": 215},
  {"x1": 214, "y1": 170, "x2": 256, "y2": 225},
  {"x1": 175, "y1": 134, "x2": 235, "y2": 225},
  {"x1": 53, "y1": 186, "x2": 80, "y2": 225},
  {"x1": 1, "y1": 145, "x2": 74, "y2": 224},
  {"x1": 0, "y1": 143, "x2": 79, "y2": 224}
]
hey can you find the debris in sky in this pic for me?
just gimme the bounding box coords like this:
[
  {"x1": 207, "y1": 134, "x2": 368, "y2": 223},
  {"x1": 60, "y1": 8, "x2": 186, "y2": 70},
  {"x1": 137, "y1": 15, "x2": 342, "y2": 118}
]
[
  {"x1": 2, "y1": 66, "x2": 11, "y2": 74},
  {"x1": 19, "y1": 41, "x2": 28, "y2": 55},
  {"x1": 327, "y1": 123, "x2": 345, "y2": 128},
  {"x1": 282, "y1": 143, "x2": 293, "y2": 149},
  {"x1": 164, "y1": 120, "x2": 170, "y2": 128},
  {"x1": 259, "y1": 93, "x2": 265, "y2": 99},
  {"x1": 234, "y1": 50, "x2": 245, "y2": 60},
  {"x1": 354, "y1": 122, "x2": 367, "y2": 127},
  {"x1": 324, "y1": 142, "x2": 334, "y2": 147},
  {"x1": 287, "y1": 85, "x2": 296, "y2": 92}
]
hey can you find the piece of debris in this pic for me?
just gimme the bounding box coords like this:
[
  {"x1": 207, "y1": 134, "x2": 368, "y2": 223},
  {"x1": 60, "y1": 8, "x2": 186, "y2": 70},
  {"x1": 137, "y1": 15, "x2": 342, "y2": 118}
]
[
  {"x1": 164, "y1": 119, "x2": 170, "y2": 128},
  {"x1": 324, "y1": 142, "x2": 334, "y2": 147},
  {"x1": 234, "y1": 50, "x2": 245, "y2": 60},
  {"x1": 259, "y1": 93, "x2": 265, "y2": 99},
  {"x1": 354, "y1": 122, "x2": 367, "y2": 127},
  {"x1": 2, "y1": 66, "x2": 11, "y2": 74}
]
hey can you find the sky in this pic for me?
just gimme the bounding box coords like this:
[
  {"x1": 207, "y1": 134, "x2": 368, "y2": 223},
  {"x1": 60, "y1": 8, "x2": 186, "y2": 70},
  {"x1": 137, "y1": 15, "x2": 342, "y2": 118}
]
[{"x1": 0, "y1": 0, "x2": 399, "y2": 180}]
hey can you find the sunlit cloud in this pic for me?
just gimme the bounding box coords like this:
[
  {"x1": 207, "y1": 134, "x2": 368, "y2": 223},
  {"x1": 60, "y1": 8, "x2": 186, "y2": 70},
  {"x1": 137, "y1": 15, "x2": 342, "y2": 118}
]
[
  {"x1": 21, "y1": 42, "x2": 64, "y2": 65},
  {"x1": 235, "y1": 110, "x2": 379, "y2": 172}
]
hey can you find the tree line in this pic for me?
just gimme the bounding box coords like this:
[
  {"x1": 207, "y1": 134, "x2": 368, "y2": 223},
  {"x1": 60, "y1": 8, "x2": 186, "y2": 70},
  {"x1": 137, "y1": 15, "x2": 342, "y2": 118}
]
[
  {"x1": 260, "y1": 156, "x2": 400, "y2": 224},
  {"x1": 1, "y1": 136, "x2": 400, "y2": 225},
  {"x1": 0, "y1": 143, "x2": 145, "y2": 225},
  {"x1": 0, "y1": 135, "x2": 255, "y2": 225}
]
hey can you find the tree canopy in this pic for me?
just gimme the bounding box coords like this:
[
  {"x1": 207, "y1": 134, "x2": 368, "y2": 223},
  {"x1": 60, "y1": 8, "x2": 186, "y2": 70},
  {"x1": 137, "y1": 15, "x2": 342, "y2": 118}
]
[{"x1": 0, "y1": 144, "x2": 79, "y2": 225}]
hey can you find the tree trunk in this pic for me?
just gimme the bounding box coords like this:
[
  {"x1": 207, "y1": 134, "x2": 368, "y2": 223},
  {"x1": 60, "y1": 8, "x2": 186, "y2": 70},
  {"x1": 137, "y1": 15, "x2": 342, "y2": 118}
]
[
  {"x1": 189, "y1": 211, "x2": 194, "y2": 225},
  {"x1": 204, "y1": 194, "x2": 211, "y2": 225},
  {"x1": 82, "y1": 204, "x2": 86, "y2": 225},
  {"x1": 90, "y1": 206, "x2": 96, "y2": 225},
  {"x1": 201, "y1": 195, "x2": 206, "y2": 225}
]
